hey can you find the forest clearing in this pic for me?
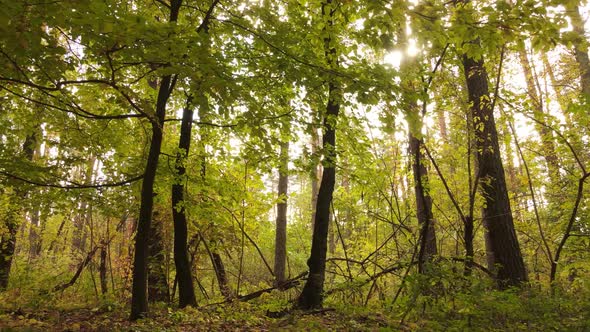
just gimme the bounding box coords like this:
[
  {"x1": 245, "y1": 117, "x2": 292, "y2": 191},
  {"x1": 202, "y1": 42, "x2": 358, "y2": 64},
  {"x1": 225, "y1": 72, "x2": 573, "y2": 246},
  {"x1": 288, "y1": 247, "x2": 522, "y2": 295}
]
[{"x1": 1, "y1": 0, "x2": 590, "y2": 330}]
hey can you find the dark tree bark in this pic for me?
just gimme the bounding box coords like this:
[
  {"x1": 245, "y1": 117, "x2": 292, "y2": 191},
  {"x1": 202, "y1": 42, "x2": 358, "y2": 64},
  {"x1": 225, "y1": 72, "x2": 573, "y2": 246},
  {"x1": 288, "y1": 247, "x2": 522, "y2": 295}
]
[
  {"x1": 0, "y1": 201, "x2": 20, "y2": 290},
  {"x1": 130, "y1": 77, "x2": 172, "y2": 318},
  {"x1": 100, "y1": 243, "x2": 108, "y2": 295},
  {"x1": 48, "y1": 216, "x2": 67, "y2": 253},
  {"x1": 296, "y1": 0, "x2": 340, "y2": 309},
  {"x1": 409, "y1": 133, "x2": 438, "y2": 272},
  {"x1": 147, "y1": 212, "x2": 170, "y2": 303},
  {"x1": 169, "y1": 1, "x2": 219, "y2": 307},
  {"x1": 464, "y1": 215, "x2": 475, "y2": 275},
  {"x1": 0, "y1": 133, "x2": 36, "y2": 289},
  {"x1": 310, "y1": 127, "x2": 321, "y2": 228},
  {"x1": 211, "y1": 251, "x2": 232, "y2": 300},
  {"x1": 129, "y1": 1, "x2": 181, "y2": 320},
  {"x1": 171, "y1": 97, "x2": 198, "y2": 308},
  {"x1": 274, "y1": 140, "x2": 289, "y2": 287},
  {"x1": 462, "y1": 53, "x2": 528, "y2": 288}
]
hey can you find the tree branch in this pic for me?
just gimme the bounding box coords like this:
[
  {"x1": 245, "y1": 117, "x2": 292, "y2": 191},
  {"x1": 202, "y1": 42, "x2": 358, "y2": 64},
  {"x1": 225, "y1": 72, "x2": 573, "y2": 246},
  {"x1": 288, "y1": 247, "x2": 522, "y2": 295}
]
[{"x1": 0, "y1": 171, "x2": 143, "y2": 189}]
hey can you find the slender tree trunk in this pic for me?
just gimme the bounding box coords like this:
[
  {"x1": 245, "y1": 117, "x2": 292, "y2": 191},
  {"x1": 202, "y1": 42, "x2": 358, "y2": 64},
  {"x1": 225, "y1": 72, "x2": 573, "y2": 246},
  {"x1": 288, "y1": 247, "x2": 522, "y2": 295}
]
[
  {"x1": 27, "y1": 128, "x2": 43, "y2": 259},
  {"x1": 0, "y1": 202, "x2": 20, "y2": 290},
  {"x1": 171, "y1": 97, "x2": 198, "y2": 308},
  {"x1": 436, "y1": 108, "x2": 448, "y2": 140},
  {"x1": 130, "y1": 6, "x2": 180, "y2": 320},
  {"x1": 147, "y1": 211, "x2": 170, "y2": 303},
  {"x1": 48, "y1": 216, "x2": 67, "y2": 253},
  {"x1": 130, "y1": 80, "x2": 170, "y2": 318},
  {"x1": 211, "y1": 250, "x2": 232, "y2": 299},
  {"x1": 100, "y1": 243, "x2": 108, "y2": 295},
  {"x1": 517, "y1": 46, "x2": 560, "y2": 183},
  {"x1": 462, "y1": 52, "x2": 528, "y2": 287},
  {"x1": 310, "y1": 127, "x2": 321, "y2": 228},
  {"x1": 169, "y1": 0, "x2": 219, "y2": 308},
  {"x1": 0, "y1": 133, "x2": 37, "y2": 289},
  {"x1": 328, "y1": 212, "x2": 336, "y2": 255},
  {"x1": 542, "y1": 53, "x2": 569, "y2": 114},
  {"x1": 73, "y1": 157, "x2": 96, "y2": 252},
  {"x1": 274, "y1": 140, "x2": 289, "y2": 287},
  {"x1": 197, "y1": 93, "x2": 233, "y2": 301},
  {"x1": 296, "y1": 0, "x2": 340, "y2": 309},
  {"x1": 72, "y1": 200, "x2": 88, "y2": 252},
  {"x1": 566, "y1": 2, "x2": 590, "y2": 100},
  {"x1": 399, "y1": 24, "x2": 437, "y2": 270},
  {"x1": 409, "y1": 132, "x2": 438, "y2": 272},
  {"x1": 28, "y1": 209, "x2": 42, "y2": 259}
]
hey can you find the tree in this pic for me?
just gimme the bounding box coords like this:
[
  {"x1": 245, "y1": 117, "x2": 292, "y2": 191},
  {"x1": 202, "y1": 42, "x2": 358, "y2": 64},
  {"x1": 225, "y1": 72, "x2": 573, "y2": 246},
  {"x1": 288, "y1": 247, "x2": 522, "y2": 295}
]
[
  {"x1": 147, "y1": 211, "x2": 170, "y2": 303},
  {"x1": 170, "y1": 0, "x2": 219, "y2": 308},
  {"x1": 170, "y1": 96, "x2": 198, "y2": 308},
  {"x1": 461, "y1": 43, "x2": 528, "y2": 287},
  {"x1": 398, "y1": 35, "x2": 438, "y2": 272},
  {"x1": 274, "y1": 138, "x2": 289, "y2": 287},
  {"x1": 130, "y1": 0, "x2": 182, "y2": 320},
  {"x1": 565, "y1": 2, "x2": 590, "y2": 100},
  {"x1": 0, "y1": 133, "x2": 36, "y2": 289},
  {"x1": 296, "y1": 0, "x2": 342, "y2": 310}
]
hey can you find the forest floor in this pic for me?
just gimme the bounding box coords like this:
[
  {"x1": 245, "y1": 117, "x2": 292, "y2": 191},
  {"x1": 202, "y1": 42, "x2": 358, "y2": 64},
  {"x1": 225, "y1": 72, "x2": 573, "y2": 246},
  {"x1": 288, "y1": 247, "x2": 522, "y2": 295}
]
[
  {"x1": 0, "y1": 303, "x2": 401, "y2": 331},
  {"x1": 1, "y1": 283, "x2": 589, "y2": 331}
]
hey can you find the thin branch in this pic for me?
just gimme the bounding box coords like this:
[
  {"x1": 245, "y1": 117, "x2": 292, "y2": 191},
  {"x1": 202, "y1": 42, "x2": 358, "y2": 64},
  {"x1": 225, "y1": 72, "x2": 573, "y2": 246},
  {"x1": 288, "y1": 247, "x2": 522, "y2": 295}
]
[
  {"x1": 0, "y1": 171, "x2": 143, "y2": 189},
  {"x1": 550, "y1": 172, "x2": 590, "y2": 282},
  {"x1": 196, "y1": 0, "x2": 221, "y2": 33},
  {"x1": 499, "y1": 96, "x2": 586, "y2": 174},
  {"x1": 505, "y1": 115, "x2": 553, "y2": 265},
  {"x1": 423, "y1": 145, "x2": 466, "y2": 222}
]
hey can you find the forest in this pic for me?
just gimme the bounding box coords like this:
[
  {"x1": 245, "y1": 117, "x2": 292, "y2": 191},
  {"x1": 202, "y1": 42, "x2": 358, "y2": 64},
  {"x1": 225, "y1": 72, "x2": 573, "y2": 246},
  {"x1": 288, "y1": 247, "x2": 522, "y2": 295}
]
[{"x1": 0, "y1": 0, "x2": 590, "y2": 330}]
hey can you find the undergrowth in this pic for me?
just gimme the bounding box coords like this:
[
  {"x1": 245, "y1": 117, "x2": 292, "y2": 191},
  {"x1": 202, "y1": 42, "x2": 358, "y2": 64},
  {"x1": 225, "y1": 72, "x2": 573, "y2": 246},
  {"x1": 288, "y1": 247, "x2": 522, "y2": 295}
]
[{"x1": 1, "y1": 262, "x2": 589, "y2": 331}]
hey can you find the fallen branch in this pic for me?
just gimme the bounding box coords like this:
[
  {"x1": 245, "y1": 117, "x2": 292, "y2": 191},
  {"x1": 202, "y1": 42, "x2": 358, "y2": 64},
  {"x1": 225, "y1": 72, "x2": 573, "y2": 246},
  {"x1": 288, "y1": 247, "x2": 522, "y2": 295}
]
[
  {"x1": 238, "y1": 271, "x2": 307, "y2": 302},
  {"x1": 446, "y1": 257, "x2": 494, "y2": 277},
  {"x1": 202, "y1": 271, "x2": 307, "y2": 308},
  {"x1": 325, "y1": 261, "x2": 417, "y2": 296},
  {"x1": 51, "y1": 215, "x2": 128, "y2": 292},
  {"x1": 53, "y1": 246, "x2": 101, "y2": 292}
]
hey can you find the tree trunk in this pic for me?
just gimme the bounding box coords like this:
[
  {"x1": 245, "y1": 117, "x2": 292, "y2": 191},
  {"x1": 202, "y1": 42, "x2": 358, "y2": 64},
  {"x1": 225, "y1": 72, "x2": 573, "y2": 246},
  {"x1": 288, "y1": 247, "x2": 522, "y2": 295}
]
[
  {"x1": 0, "y1": 133, "x2": 37, "y2": 289},
  {"x1": 310, "y1": 127, "x2": 321, "y2": 228},
  {"x1": 171, "y1": 97, "x2": 198, "y2": 308},
  {"x1": 130, "y1": 80, "x2": 170, "y2": 318},
  {"x1": 0, "y1": 202, "x2": 20, "y2": 290},
  {"x1": 517, "y1": 46, "x2": 560, "y2": 183},
  {"x1": 100, "y1": 244, "x2": 108, "y2": 295},
  {"x1": 169, "y1": 0, "x2": 219, "y2": 308},
  {"x1": 27, "y1": 129, "x2": 43, "y2": 259},
  {"x1": 147, "y1": 211, "x2": 170, "y2": 303},
  {"x1": 28, "y1": 209, "x2": 42, "y2": 259},
  {"x1": 462, "y1": 53, "x2": 528, "y2": 287},
  {"x1": 73, "y1": 156, "x2": 96, "y2": 253},
  {"x1": 566, "y1": 2, "x2": 590, "y2": 100},
  {"x1": 399, "y1": 24, "x2": 437, "y2": 271},
  {"x1": 130, "y1": 12, "x2": 180, "y2": 321},
  {"x1": 274, "y1": 140, "x2": 289, "y2": 287},
  {"x1": 129, "y1": 1, "x2": 182, "y2": 319},
  {"x1": 409, "y1": 132, "x2": 438, "y2": 272},
  {"x1": 211, "y1": 250, "x2": 232, "y2": 300},
  {"x1": 296, "y1": 0, "x2": 340, "y2": 309}
]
